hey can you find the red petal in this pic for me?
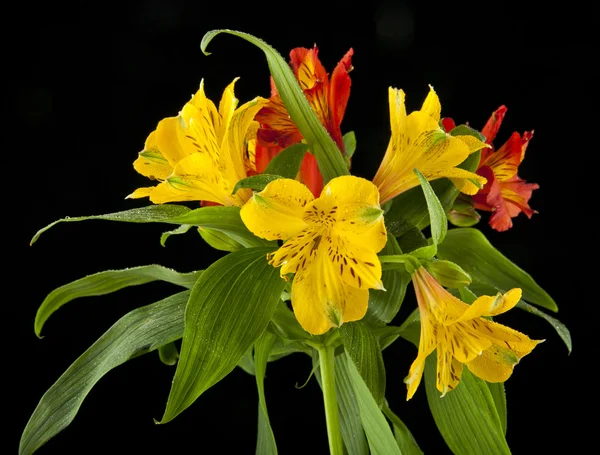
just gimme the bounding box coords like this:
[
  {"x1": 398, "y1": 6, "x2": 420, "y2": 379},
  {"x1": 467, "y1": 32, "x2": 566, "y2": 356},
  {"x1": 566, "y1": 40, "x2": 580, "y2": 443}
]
[
  {"x1": 290, "y1": 46, "x2": 328, "y2": 90},
  {"x1": 481, "y1": 105, "x2": 507, "y2": 144},
  {"x1": 254, "y1": 142, "x2": 284, "y2": 174},
  {"x1": 299, "y1": 152, "x2": 324, "y2": 197},
  {"x1": 480, "y1": 132, "x2": 524, "y2": 181},
  {"x1": 328, "y1": 48, "x2": 354, "y2": 150},
  {"x1": 441, "y1": 117, "x2": 456, "y2": 132}
]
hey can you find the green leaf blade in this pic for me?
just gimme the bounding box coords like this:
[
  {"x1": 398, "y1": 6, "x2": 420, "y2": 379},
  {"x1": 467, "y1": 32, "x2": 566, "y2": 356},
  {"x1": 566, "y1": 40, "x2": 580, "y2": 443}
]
[
  {"x1": 20, "y1": 291, "x2": 190, "y2": 455},
  {"x1": 160, "y1": 247, "x2": 285, "y2": 423},
  {"x1": 340, "y1": 353, "x2": 401, "y2": 455},
  {"x1": 35, "y1": 265, "x2": 202, "y2": 337},
  {"x1": 264, "y1": 143, "x2": 310, "y2": 178},
  {"x1": 340, "y1": 322, "x2": 386, "y2": 408},
  {"x1": 424, "y1": 355, "x2": 510, "y2": 455},
  {"x1": 437, "y1": 228, "x2": 558, "y2": 312},
  {"x1": 254, "y1": 331, "x2": 278, "y2": 455},
  {"x1": 414, "y1": 168, "x2": 447, "y2": 246},
  {"x1": 200, "y1": 29, "x2": 349, "y2": 183}
]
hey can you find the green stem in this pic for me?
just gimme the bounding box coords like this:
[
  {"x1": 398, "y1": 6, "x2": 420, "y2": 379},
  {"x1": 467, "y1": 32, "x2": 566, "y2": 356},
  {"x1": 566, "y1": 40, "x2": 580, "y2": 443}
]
[{"x1": 318, "y1": 344, "x2": 344, "y2": 455}]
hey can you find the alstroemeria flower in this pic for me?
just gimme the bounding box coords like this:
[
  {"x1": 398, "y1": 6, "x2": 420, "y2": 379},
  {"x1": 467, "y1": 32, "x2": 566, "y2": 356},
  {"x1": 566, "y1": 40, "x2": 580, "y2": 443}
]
[
  {"x1": 373, "y1": 86, "x2": 489, "y2": 204},
  {"x1": 405, "y1": 267, "x2": 542, "y2": 400},
  {"x1": 254, "y1": 46, "x2": 354, "y2": 197},
  {"x1": 472, "y1": 105, "x2": 539, "y2": 232},
  {"x1": 128, "y1": 79, "x2": 267, "y2": 206},
  {"x1": 241, "y1": 176, "x2": 386, "y2": 335}
]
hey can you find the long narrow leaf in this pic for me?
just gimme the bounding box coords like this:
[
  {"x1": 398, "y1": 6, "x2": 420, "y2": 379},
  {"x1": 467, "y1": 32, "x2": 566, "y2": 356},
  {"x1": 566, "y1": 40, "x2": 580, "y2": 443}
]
[
  {"x1": 414, "y1": 168, "x2": 447, "y2": 245},
  {"x1": 424, "y1": 355, "x2": 510, "y2": 455},
  {"x1": 340, "y1": 353, "x2": 401, "y2": 455},
  {"x1": 200, "y1": 29, "x2": 349, "y2": 183},
  {"x1": 264, "y1": 143, "x2": 310, "y2": 178},
  {"x1": 382, "y1": 402, "x2": 424, "y2": 455},
  {"x1": 31, "y1": 205, "x2": 272, "y2": 248},
  {"x1": 437, "y1": 228, "x2": 558, "y2": 312},
  {"x1": 254, "y1": 331, "x2": 278, "y2": 454},
  {"x1": 160, "y1": 247, "x2": 285, "y2": 422},
  {"x1": 20, "y1": 291, "x2": 190, "y2": 455},
  {"x1": 35, "y1": 265, "x2": 202, "y2": 337},
  {"x1": 334, "y1": 355, "x2": 369, "y2": 455},
  {"x1": 340, "y1": 322, "x2": 386, "y2": 407}
]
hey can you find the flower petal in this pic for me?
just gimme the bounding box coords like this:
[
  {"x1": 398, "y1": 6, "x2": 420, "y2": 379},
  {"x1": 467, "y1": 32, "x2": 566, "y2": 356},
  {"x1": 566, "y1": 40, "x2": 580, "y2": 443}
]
[
  {"x1": 240, "y1": 178, "x2": 313, "y2": 241},
  {"x1": 328, "y1": 232, "x2": 384, "y2": 290},
  {"x1": 443, "y1": 322, "x2": 492, "y2": 363},
  {"x1": 133, "y1": 130, "x2": 173, "y2": 180},
  {"x1": 458, "y1": 288, "x2": 522, "y2": 321},
  {"x1": 436, "y1": 344, "x2": 464, "y2": 397},
  {"x1": 476, "y1": 319, "x2": 542, "y2": 358},
  {"x1": 420, "y1": 85, "x2": 441, "y2": 122},
  {"x1": 269, "y1": 228, "x2": 320, "y2": 276},
  {"x1": 291, "y1": 254, "x2": 369, "y2": 335},
  {"x1": 481, "y1": 105, "x2": 507, "y2": 144},
  {"x1": 466, "y1": 344, "x2": 520, "y2": 383}
]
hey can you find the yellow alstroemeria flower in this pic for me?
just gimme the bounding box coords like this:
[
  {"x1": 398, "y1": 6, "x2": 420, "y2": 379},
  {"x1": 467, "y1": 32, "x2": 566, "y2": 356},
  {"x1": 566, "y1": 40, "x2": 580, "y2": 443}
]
[
  {"x1": 373, "y1": 86, "x2": 490, "y2": 204},
  {"x1": 405, "y1": 266, "x2": 543, "y2": 400},
  {"x1": 241, "y1": 176, "x2": 387, "y2": 335},
  {"x1": 128, "y1": 79, "x2": 267, "y2": 206}
]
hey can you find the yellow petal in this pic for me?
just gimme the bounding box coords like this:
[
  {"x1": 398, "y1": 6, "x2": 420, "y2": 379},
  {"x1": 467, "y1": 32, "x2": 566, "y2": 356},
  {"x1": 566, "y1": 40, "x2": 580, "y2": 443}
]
[
  {"x1": 454, "y1": 135, "x2": 490, "y2": 154},
  {"x1": 323, "y1": 176, "x2": 385, "y2": 237},
  {"x1": 240, "y1": 179, "x2": 313, "y2": 241},
  {"x1": 466, "y1": 344, "x2": 520, "y2": 383},
  {"x1": 420, "y1": 85, "x2": 441, "y2": 123},
  {"x1": 405, "y1": 309, "x2": 438, "y2": 400},
  {"x1": 126, "y1": 187, "x2": 154, "y2": 199},
  {"x1": 412, "y1": 267, "x2": 469, "y2": 323},
  {"x1": 218, "y1": 78, "x2": 240, "y2": 135},
  {"x1": 154, "y1": 116, "x2": 193, "y2": 167},
  {"x1": 476, "y1": 319, "x2": 542, "y2": 358},
  {"x1": 329, "y1": 232, "x2": 384, "y2": 290},
  {"x1": 291, "y1": 254, "x2": 369, "y2": 335},
  {"x1": 150, "y1": 153, "x2": 239, "y2": 205},
  {"x1": 133, "y1": 131, "x2": 173, "y2": 180},
  {"x1": 458, "y1": 288, "x2": 522, "y2": 321},
  {"x1": 222, "y1": 96, "x2": 269, "y2": 189},
  {"x1": 436, "y1": 344, "x2": 463, "y2": 397},
  {"x1": 388, "y1": 87, "x2": 407, "y2": 141},
  {"x1": 269, "y1": 228, "x2": 320, "y2": 276},
  {"x1": 442, "y1": 322, "x2": 492, "y2": 363},
  {"x1": 185, "y1": 79, "x2": 223, "y2": 149}
]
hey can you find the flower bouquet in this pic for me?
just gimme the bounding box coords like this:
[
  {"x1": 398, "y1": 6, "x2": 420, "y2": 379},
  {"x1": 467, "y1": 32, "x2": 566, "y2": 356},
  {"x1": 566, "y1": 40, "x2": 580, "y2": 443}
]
[{"x1": 20, "y1": 29, "x2": 571, "y2": 455}]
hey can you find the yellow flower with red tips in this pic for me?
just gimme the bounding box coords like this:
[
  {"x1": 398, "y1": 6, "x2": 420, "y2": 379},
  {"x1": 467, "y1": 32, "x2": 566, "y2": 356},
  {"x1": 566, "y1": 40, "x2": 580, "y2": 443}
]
[
  {"x1": 405, "y1": 266, "x2": 542, "y2": 400},
  {"x1": 373, "y1": 86, "x2": 490, "y2": 204},
  {"x1": 240, "y1": 176, "x2": 387, "y2": 335},
  {"x1": 128, "y1": 79, "x2": 267, "y2": 206},
  {"x1": 254, "y1": 46, "x2": 354, "y2": 197},
  {"x1": 472, "y1": 105, "x2": 539, "y2": 232}
]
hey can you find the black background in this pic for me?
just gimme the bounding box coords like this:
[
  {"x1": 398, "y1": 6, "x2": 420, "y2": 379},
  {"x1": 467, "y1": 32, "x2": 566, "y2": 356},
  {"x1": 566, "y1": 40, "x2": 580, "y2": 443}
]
[{"x1": 10, "y1": 1, "x2": 595, "y2": 454}]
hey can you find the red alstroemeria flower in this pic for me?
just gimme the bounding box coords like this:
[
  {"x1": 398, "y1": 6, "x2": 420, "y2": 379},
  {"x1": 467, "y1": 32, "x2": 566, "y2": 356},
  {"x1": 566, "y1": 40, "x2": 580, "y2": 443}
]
[
  {"x1": 254, "y1": 45, "x2": 354, "y2": 197},
  {"x1": 472, "y1": 106, "x2": 539, "y2": 232}
]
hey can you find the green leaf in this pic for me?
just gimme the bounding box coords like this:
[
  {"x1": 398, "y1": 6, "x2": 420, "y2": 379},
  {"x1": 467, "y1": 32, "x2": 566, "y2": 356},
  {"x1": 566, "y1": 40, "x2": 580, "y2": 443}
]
[
  {"x1": 414, "y1": 168, "x2": 447, "y2": 246},
  {"x1": 396, "y1": 227, "x2": 429, "y2": 254},
  {"x1": 516, "y1": 300, "x2": 572, "y2": 353},
  {"x1": 449, "y1": 124, "x2": 486, "y2": 142},
  {"x1": 269, "y1": 302, "x2": 311, "y2": 342},
  {"x1": 424, "y1": 354, "x2": 510, "y2": 455},
  {"x1": 200, "y1": 29, "x2": 349, "y2": 183},
  {"x1": 333, "y1": 354, "x2": 369, "y2": 455},
  {"x1": 487, "y1": 382, "x2": 507, "y2": 436},
  {"x1": 368, "y1": 235, "x2": 410, "y2": 324},
  {"x1": 254, "y1": 331, "x2": 278, "y2": 455},
  {"x1": 437, "y1": 228, "x2": 558, "y2": 312},
  {"x1": 238, "y1": 348, "x2": 256, "y2": 376},
  {"x1": 34, "y1": 265, "x2": 202, "y2": 337},
  {"x1": 32, "y1": 205, "x2": 272, "y2": 249},
  {"x1": 160, "y1": 224, "x2": 193, "y2": 246},
  {"x1": 343, "y1": 131, "x2": 357, "y2": 160},
  {"x1": 340, "y1": 322, "x2": 386, "y2": 408},
  {"x1": 160, "y1": 247, "x2": 286, "y2": 423},
  {"x1": 158, "y1": 342, "x2": 179, "y2": 366},
  {"x1": 382, "y1": 402, "x2": 424, "y2": 455},
  {"x1": 264, "y1": 143, "x2": 310, "y2": 178},
  {"x1": 233, "y1": 174, "x2": 283, "y2": 195},
  {"x1": 339, "y1": 353, "x2": 401, "y2": 455},
  {"x1": 20, "y1": 291, "x2": 190, "y2": 455},
  {"x1": 198, "y1": 226, "x2": 244, "y2": 252}
]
